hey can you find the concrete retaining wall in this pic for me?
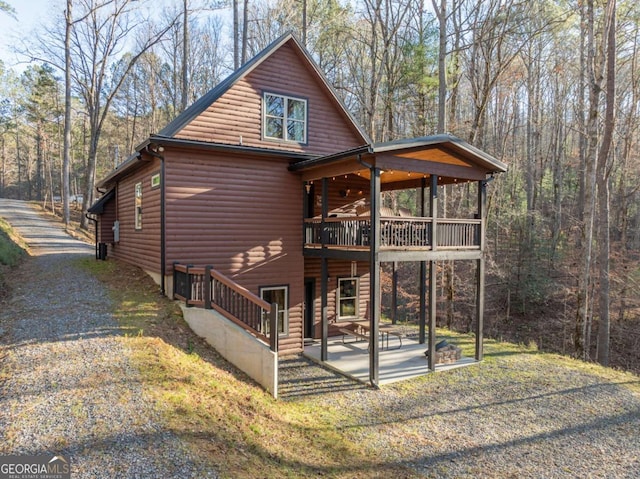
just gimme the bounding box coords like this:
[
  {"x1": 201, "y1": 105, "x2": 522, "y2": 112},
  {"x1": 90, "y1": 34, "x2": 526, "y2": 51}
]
[{"x1": 179, "y1": 305, "x2": 278, "y2": 398}]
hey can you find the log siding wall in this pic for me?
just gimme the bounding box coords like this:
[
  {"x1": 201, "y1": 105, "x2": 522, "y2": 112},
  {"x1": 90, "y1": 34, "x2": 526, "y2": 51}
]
[
  {"x1": 109, "y1": 158, "x2": 162, "y2": 273},
  {"x1": 164, "y1": 148, "x2": 305, "y2": 353},
  {"x1": 304, "y1": 259, "x2": 370, "y2": 338},
  {"x1": 99, "y1": 199, "x2": 117, "y2": 243},
  {"x1": 175, "y1": 41, "x2": 365, "y2": 156}
]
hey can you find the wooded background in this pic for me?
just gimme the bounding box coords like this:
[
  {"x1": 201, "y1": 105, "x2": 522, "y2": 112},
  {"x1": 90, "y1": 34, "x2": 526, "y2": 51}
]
[{"x1": 0, "y1": 0, "x2": 638, "y2": 372}]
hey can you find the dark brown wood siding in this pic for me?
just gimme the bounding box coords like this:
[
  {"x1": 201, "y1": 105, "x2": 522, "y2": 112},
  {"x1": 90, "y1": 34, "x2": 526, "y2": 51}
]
[
  {"x1": 164, "y1": 148, "x2": 304, "y2": 354},
  {"x1": 175, "y1": 41, "x2": 365, "y2": 156},
  {"x1": 110, "y1": 159, "x2": 162, "y2": 273},
  {"x1": 304, "y1": 259, "x2": 370, "y2": 338},
  {"x1": 99, "y1": 198, "x2": 117, "y2": 243}
]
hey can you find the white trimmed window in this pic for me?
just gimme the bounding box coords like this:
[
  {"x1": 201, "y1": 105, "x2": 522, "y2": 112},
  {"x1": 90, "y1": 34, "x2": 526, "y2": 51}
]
[
  {"x1": 337, "y1": 277, "x2": 359, "y2": 320},
  {"x1": 134, "y1": 182, "x2": 142, "y2": 230},
  {"x1": 263, "y1": 92, "x2": 307, "y2": 143},
  {"x1": 260, "y1": 285, "x2": 289, "y2": 335}
]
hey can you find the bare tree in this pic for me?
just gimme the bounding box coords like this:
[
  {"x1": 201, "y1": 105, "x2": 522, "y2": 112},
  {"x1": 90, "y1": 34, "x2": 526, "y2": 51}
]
[
  {"x1": 181, "y1": 0, "x2": 189, "y2": 110},
  {"x1": 63, "y1": 0, "x2": 72, "y2": 225},
  {"x1": 595, "y1": 0, "x2": 616, "y2": 366},
  {"x1": 0, "y1": 1, "x2": 15, "y2": 18},
  {"x1": 29, "y1": 0, "x2": 179, "y2": 228},
  {"x1": 576, "y1": 0, "x2": 605, "y2": 360}
]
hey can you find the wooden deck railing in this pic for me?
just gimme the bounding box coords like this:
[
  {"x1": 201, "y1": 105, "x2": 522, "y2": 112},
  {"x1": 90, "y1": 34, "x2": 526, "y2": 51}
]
[
  {"x1": 304, "y1": 216, "x2": 481, "y2": 250},
  {"x1": 173, "y1": 263, "x2": 278, "y2": 352}
]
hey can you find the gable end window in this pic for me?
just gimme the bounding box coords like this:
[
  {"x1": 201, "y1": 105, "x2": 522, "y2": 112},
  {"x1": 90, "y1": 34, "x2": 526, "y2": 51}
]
[{"x1": 263, "y1": 93, "x2": 307, "y2": 143}]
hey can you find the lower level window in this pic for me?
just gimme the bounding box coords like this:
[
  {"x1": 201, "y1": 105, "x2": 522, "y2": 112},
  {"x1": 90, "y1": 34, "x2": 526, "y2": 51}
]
[
  {"x1": 260, "y1": 285, "x2": 288, "y2": 335},
  {"x1": 338, "y1": 277, "x2": 359, "y2": 320}
]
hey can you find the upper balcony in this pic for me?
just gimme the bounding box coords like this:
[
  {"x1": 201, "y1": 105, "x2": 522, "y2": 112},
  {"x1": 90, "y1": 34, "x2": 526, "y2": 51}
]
[
  {"x1": 304, "y1": 215, "x2": 481, "y2": 252},
  {"x1": 290, "y1": 135, "x2": 506, "y2": 261}
]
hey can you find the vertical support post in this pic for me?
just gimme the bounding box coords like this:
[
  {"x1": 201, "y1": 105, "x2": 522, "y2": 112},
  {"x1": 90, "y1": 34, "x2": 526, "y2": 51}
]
[
  {"x1": 270, "y1": 302, "x2": 279, "y2": 353},
  {"x1": 428, "y1": 260, "x2": 437, "y2": 370},
  {"x1": 321, "y1": 176, "x2": 329, "y2": 362},
  {"x1": 430, "y1": 175, "x2": 438, "y2": 249},
  {"x1": 476, "y1": 258, "x2": 485, "y2": 361},
  {"x1": 391, "y1": 261, "x2": 398, "y2": 324},
  {"x1": 321, "y1": 177, "x2": 328, "y2": 245},
  {"x1": 419, "y1": 177, "x2": 428, "y2": 343},
  {"x1": 302, "y1": 182, "x2": 309, "y2": 247},
  {"x1": 428, "y1": 175, "x2": 438, "y2": 369},
  {"x1": 204, "y1": 265, "x2": 213, "y2": 309},
  {"x1": 476, "y1": 179, "x2": 487, "y2": 360},
  {"x1": 186, "y1": 264, "x2": 193, "y2": 307},
  {"x1": 369, "y1": 167, "x2": 381, "y2": 387},
  {"x1": 321, "y1": 257, "x2": 328, "y2": 361}
]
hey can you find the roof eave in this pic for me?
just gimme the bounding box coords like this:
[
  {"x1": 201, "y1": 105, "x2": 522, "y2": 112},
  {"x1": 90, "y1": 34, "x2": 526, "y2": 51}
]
[
  {"x1": 150, "y1": 135, "x2": 318, "y2": 161},
  {"x1": 96, "y1": 151, "x2": 142, "y2": 189},
  {"x1": 288, "y1": 144, "x2": 372, "y2": 172}
]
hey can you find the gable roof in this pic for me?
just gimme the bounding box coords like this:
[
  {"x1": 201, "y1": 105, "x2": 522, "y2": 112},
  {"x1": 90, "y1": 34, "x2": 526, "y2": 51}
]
[{"x1": 158, "y1": 32, "x2": 371, "y2": 144}]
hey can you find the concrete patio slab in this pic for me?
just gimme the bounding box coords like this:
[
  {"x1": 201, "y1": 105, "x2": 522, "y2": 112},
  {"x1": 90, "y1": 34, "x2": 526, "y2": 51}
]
[{"x1": 304, "y1": 335, "x2": 478, "y2": 385}]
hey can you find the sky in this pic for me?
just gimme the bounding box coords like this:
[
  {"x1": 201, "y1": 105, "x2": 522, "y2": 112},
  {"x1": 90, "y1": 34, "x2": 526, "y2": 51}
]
[
  {"x1": 0, "y1": 0, "x2": 56, "y2": 71},
  {"x1": 0, "y1": 0, "x2": 233, "y2": 74}
]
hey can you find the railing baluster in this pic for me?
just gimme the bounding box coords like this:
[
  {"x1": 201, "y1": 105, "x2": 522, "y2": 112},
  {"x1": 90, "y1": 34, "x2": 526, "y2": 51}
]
[{"x1": 304, "y1": 217, "x2": 481, "y2": 249}]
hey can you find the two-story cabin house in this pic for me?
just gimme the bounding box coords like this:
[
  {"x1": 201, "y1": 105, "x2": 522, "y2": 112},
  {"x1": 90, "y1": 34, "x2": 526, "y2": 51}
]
[{"x1": 89, "y1": 33, "x2": 506, "y2": 395}]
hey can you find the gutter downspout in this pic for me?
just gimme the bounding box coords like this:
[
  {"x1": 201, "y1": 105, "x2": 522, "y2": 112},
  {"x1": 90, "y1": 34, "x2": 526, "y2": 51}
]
[
  {"x1": 85, "y1": 212, "x2": 98, "y2": 259},
  {"x1": 144, "y1": 145, "x2": 166, "y2": 296}
]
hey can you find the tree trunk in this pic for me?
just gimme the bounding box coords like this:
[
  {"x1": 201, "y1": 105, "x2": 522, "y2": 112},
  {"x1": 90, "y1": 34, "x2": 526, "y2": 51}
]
[
  {"x1": 181, "y1": 0, "x2": 189, "y2": 111},
  {"x1": 81, "y1": 121, "x2": 100, "y2": 228},
  {"x1": 63, "y1": 0, "x2": 72, "y2": 226},
  {"x1": 301, "y1": 0, "x2": 307, "y2": 47},
  {"x1": 596, "y1": 0, "x2": 616, "y2": 367},
  {"x1": 432, "y1": 0, "x2": 446, "y2": 134},
  {"x1": 233, "y1": 0, "x2": 239, "y2": 70},
  {"x1": 576, "y1": 0, "x2": 603, "y2": 361},
  {"x1": 241, "y1": 0, "x2": 248, "y2": 65}
]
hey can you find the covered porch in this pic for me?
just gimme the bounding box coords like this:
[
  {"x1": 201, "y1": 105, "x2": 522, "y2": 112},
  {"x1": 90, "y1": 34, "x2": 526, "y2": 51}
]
[
  {"x1": 290, "y1": 134, "x2": 507, "y2": 388},
  {"x1": 304, "y1": 334, "x2": 478, "y2": 385}
]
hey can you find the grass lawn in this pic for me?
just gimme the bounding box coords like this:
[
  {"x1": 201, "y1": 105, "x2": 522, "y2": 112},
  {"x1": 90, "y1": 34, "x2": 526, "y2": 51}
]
[
  {"x1": 0, "y1": 217, "x2": 28, "y2": 300},
  {"x1": 81, "y1": 257, "x2": 640, "y2": 479},
  {"x1": 0, "y1": 217, "x2": 28, "y2": 267}
]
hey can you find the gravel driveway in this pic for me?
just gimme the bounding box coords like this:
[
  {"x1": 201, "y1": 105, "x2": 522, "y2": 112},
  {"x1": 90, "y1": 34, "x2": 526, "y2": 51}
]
[{"x1": 0, "y1": 200, "x2": 215, "y2": 478}]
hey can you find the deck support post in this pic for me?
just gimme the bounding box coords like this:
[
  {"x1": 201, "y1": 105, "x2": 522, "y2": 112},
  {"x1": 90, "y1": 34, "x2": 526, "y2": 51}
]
[
  {"x1": 419, "y1": 177, "x2": 427, "y2": 344},
  {"x1": 270, "y1": 302, "x2": 279, "y2": 353},
  {"x1": 369, "y1": 167, "x2": 381, "y2": 387},
  {"x1": 204, "y1": 265, "x2": 213, "y2": 309},
  {"x1": 476, "y1": 258, "x2": 484, "y2": 361},
  {"x1": 391, "y1": 261, "x2": 398, "y2": 324},
  {"x1": 476, "y1": 179, "x2": 487, "y2": 360},
  {"x1": 321, "y1": 177, "x2": 329, "y2": 362},
  {"x1": 428, "y1": 174, "x2": 438, "y2": 370}
]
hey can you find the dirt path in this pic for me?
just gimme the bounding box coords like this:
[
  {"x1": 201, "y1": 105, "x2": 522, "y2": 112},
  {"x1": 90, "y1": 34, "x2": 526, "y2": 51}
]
[{"x1": 0, "y1": 199, "x2": 215, "y2": 478}]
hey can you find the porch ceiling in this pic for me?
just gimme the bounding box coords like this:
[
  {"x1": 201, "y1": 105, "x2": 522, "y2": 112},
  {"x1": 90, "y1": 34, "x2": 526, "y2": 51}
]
[{"x1": 289, "y1": 134, "x2": 507, "y2": 187}]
